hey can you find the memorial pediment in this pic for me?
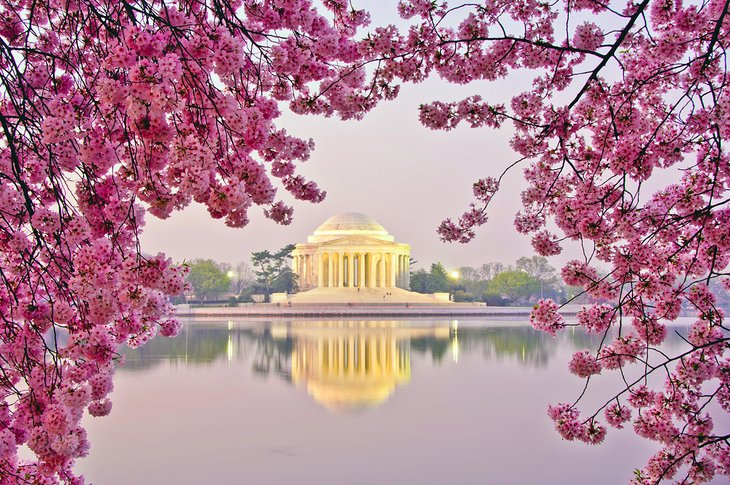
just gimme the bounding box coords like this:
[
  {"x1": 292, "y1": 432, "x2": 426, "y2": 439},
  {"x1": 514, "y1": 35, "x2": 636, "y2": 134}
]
[{"x1": 320, "y1": 235, "x2": 394, "y2": 247}]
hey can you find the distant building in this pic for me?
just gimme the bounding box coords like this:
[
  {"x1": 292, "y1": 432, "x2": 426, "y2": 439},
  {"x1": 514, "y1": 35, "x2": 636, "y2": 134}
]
[{"x1": 291, "y1": 212, "x2": 411, "y2": 290}]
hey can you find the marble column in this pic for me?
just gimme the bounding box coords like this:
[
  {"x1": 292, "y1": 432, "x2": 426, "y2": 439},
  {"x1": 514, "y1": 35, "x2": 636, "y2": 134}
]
[
  {"x1": 299, "y1": 255, "x2": 304, "y2": 287},
  {"x1": 399, "y1": 255, "x2": 404, "y2": 287},
  {"x1": 389, "y1": 253, "x2": 396, "y2": 288},
  {"x1": 393, "y1": 254, "x2": 398, "y2": 288},
  {"x1": 383, "y1": 253, "x2": 388, "y2": 287},
  {"x1": 365, "y1": 253, "x2": 375, "y2": 288},
  {"x1": 347, "y1": 253, "x2": 354, "y2": 287},
  {"x1": 384, "y1": 254, "x2": 390, "y2": 288},
  {"x1": 406, "y1": 257, "x2": 411, "y2": 289},
  {"x1": 374, "y1": 253, "x2": 379, "y2": 288},
  {"x1": 401, "y1": 254, "x2": 408, "y2": 288},
  {"x1": 337, "y1": 252, "x2": 344, "y2": 288},
  {"x1": 298, "y1": 256, "x2": 303, "y2": 285},
  {"x1": 378, "y1": 254, "x2": 385, "y2": 288},
  {"x1": 328, "y1": 253, "x2": 334, "y2": 287},
  {"x1": 393, "y1": 254, "x2": 397, "y2": 287},
  {"x1": 400, "y1": 254, "x2": 404, "y2": 288},
  {"x1": 317, "y1": 253, "x2": 324, "y2": 287},
  {"x1": 357, "y1": 253, "x2": 364, "y2": 287}
]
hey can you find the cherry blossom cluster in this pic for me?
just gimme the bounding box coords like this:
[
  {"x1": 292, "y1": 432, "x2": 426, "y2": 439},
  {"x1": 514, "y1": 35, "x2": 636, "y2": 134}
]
[
  {"x1": 530, "y1": 299, "x2": 565, "y2": 336},
  {"x1": 0, "y1": 0, "x2": 397, "y2": 482},
  {"x1": 2, "y1": 0, "x2": 729, "y2": 482},
  {"x1": 377, "y1": 0, "x2": 730, "y2": 481}
]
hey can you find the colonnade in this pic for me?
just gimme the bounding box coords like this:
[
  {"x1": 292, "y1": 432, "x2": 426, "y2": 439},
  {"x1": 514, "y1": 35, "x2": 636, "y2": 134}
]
[
  {"x1": 292, "y1": 251, "x2": 410, "y2": 289},
  {"x1": 292, "y1": 333, "x2": 410, "y2": 379}
]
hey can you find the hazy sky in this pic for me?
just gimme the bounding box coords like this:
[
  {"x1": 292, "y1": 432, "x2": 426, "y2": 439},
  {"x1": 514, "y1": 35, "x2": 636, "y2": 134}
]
[{"x1": 140, "y1": 5, "x2": 561, "y2": 272}]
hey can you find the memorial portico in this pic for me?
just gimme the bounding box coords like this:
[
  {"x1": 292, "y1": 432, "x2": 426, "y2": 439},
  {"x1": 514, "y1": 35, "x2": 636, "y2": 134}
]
[{"x1": 291, "y1": 213, "x2": 411, "y2": 291}]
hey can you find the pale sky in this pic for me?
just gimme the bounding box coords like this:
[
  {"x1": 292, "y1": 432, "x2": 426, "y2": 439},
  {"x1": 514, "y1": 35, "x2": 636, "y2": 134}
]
[{"x1": 140, "y1": 5, "x2": 565, "y2": 272}]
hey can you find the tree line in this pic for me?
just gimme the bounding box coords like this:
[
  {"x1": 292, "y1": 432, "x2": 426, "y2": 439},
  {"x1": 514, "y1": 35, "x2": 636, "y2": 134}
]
[
  {"x1": 183, "y1": 251, "x2": 730, "y2": 310},
  {"x1": 410, "y1": 256, "x2": 570, "y2": 305},
  {"x1": 183, "y1": 244, "x2": 297, "y2": 303},
  {"x1": 184, "y1": 252, "x2": 574, "y2": 306}
]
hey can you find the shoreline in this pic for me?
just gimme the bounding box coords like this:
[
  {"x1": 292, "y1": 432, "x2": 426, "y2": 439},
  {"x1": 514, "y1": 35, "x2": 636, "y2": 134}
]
[{"x1": 174, "y1": 303, "x2": 584, "y2": 318}]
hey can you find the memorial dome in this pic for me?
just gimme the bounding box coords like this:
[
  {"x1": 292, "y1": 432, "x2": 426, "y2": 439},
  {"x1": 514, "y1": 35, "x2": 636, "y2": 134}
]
[{"x1": 308, "y1": 212, "x2": 394, "y2": 243}]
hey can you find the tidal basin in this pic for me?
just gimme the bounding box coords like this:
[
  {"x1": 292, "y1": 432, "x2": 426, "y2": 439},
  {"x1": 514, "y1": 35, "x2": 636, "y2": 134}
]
[{"x1": 75, "y1": 318, "x2": 720, "y2": 484}]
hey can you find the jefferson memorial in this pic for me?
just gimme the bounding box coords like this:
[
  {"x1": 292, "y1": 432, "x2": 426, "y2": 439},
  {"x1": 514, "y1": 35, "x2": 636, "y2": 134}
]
[{"x1": 288, "y1": 213, "x2": 449, "y2": 304}]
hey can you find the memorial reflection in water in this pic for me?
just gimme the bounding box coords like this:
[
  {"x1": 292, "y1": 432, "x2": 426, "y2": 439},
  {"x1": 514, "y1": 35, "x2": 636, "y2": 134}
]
[
  {"x1": 271, "y1": 322, "x2": 455, "y2": 411},
  {"x1": 121, "y1": 319, "x2": 466, "y2": 411},
  {"x1": 83, "y1": 320, "x2": 697, "y2": 485}
]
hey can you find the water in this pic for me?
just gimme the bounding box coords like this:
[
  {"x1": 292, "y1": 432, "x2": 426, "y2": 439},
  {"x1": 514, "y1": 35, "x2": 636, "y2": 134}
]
[{"x1": 74, "y1": 317, "x2": 718, "y2": 484}]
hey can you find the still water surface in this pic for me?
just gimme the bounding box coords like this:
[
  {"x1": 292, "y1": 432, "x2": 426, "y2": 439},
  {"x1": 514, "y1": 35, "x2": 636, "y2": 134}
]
[{"x1": 74, "y1": 318, "x2": 712, "y2": 484}]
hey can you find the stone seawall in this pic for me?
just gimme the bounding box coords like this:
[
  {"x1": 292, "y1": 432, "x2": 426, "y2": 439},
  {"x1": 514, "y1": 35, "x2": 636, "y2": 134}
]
[{"x1": 174, "y1": 304, "x2": 585, "y2": 318}]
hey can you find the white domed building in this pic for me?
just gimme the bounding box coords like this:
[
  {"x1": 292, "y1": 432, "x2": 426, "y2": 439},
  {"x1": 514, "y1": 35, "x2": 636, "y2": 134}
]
[{"x1": 289, "y1": 213, "x2": 448, "y2": 304}]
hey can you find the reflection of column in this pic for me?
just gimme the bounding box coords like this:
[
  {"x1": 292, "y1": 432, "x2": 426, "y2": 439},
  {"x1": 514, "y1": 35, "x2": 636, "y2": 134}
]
[
  {"x1": 357, "y1": 253, "x2": 364, "y2": 287},
  {"x1": 390, "y1": 336, "x2": 397, "y2": 372},
  {"x1": 348, "y1": 337, "x2": 355, "y2": 374},
  {"x1": 328, "y1": 253, "x2": 334, "y2": 287},
  {"x1": 359, "y1": 337, "x2": 366, "y2": 375},
  {"x1": 338, "y1": 338, "x2": 345, "y2": 376}
]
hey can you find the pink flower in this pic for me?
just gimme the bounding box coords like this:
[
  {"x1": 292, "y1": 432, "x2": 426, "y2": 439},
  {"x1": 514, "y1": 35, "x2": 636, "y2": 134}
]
[
  {"x1": 88, "y1": 400, "x2": 113, "y2": 417},
  {"x1": 577, "y1": 304, "x2": 615, "y2": 333},
  {"x1": 572, "y1": 22, "x2": 604, "y2": 51},
  {"x1": 632, "y1": 315, "x2": 667, "y2": 345},
  {"x1": 531, "y1": 230, "x2": 562, "y2": 256},
  {"x1": 604, "y1": 402, "x2": 631, "y2": 428},
  {"x1": 599, "y1": 335, "x2": 643, "y2": 369},
  {"x1": 568, "y1": 350, "x2": 602, "y2": 378},
  {"x1": 50, "y1": 433, "x2": 80, "y2": 457},
  {"x1": 530, "y1": 299, "x2": 566, "y2": 336},
  {"x1": 581, "y1": 419, "x2": 606, "y2": 445},
  {"x1": 561, "y1": 260, "x2": 599, "y2": 287},
  {"x1": 0, "y1": 428, "x2": 17, "y2": 461},
  {"x1": 628, "y1": 385, "x2": 656, "y2": 408},
  {"x1": 547, "y1": 403, "x2": 584, "y2": 441}
]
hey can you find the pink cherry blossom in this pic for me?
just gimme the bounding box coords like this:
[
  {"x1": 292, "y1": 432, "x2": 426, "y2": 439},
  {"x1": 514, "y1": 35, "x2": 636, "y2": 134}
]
[
  {"x1": 530, "y1": 299, "x2": 565, "y2": 336},
  {"x1": 2, "y1": 0, "x2": 730, "y2": 482},
  {"x1": 568, "y1": 350, "x2": 602, "y2": 378},
  {"x1": 604, "y1": 402, "x2": 631, "y2": 429}
]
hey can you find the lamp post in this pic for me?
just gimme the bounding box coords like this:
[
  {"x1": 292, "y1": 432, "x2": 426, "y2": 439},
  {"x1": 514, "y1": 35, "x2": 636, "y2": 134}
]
[{"x1": 448, "y1": 270, "x2": 460, "y2": 302}]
